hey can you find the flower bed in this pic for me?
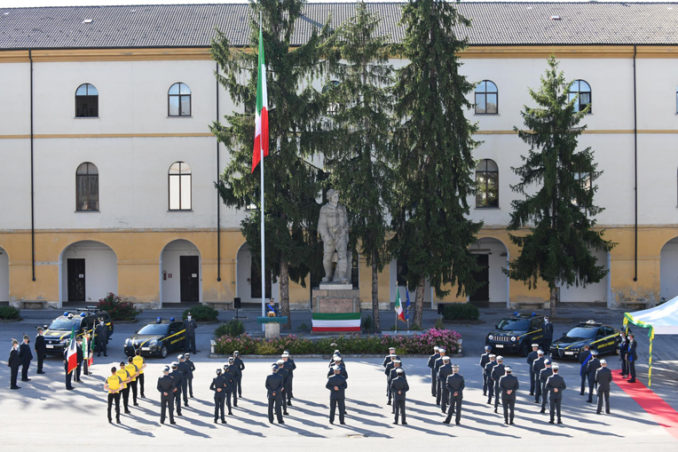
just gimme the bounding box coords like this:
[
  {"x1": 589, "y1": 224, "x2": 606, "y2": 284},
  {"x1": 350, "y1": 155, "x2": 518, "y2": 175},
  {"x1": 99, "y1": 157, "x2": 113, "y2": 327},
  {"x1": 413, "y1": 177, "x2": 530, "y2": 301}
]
[{"x1": 213, "y1": 328, "x2": 461, "y2": 356}]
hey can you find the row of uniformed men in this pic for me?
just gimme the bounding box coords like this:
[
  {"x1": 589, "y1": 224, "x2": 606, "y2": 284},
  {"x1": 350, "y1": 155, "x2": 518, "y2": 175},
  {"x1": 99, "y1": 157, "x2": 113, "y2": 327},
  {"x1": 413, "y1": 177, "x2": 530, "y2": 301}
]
[{"x1": 264, "y1": 351, "x2": 296, "y2": 424}]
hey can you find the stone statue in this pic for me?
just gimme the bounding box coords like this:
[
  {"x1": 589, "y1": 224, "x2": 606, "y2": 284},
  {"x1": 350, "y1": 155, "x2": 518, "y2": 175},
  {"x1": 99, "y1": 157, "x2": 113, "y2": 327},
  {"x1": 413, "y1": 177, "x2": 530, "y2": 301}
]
[{"x1": 318, "y1": 189, "x2": 349, "y2": 284}]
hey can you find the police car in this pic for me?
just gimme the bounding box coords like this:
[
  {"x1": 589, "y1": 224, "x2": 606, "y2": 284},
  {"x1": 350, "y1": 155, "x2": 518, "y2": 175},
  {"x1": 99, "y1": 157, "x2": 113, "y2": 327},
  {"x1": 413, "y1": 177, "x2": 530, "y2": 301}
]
[
  {"x1": 485, "y1": 313, "x2": 545, "y2": 356},
  {"x1": 550, "y1": 320, "x2": 621, "y2": 360},
  {"x1": 42, "y1": 309, "x2": 113, "y2": 355},
  {"x1": 124, "y1": 318, "x2": 186, "y2": 358}
]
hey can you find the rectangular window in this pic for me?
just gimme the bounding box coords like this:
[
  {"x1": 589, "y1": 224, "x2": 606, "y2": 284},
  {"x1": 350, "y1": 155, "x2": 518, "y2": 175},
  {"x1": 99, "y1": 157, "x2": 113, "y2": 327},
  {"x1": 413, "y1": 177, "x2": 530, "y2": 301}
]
[
  {"x1": 169, "y1": 96, "x2": 180, "y2": 116},
  {"x1": 76, "y1": 96, "x2": 98, "y2": 117},
  {"x1": 169, "y1": 176, "x2": 181, "y2": 210},
  {"x1": 76, "y1": 174, "x2": 99, "y2": 211}
]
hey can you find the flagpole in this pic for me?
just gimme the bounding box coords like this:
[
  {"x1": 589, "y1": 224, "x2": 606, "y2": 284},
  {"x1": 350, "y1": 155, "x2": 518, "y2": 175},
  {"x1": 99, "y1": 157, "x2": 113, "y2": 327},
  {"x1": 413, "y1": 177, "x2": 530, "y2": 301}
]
[{"x1": 259, "y1": 12, "x2": 266, "y2": 331}]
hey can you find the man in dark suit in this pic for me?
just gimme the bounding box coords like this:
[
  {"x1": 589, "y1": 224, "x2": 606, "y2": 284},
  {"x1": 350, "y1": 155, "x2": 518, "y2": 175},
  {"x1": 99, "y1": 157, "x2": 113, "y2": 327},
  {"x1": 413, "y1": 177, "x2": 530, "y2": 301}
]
[
  {"x1": 35, "y1": 328, "x2": 46, "y2": 374},
  {"x1": 484, "y1": 354, "x2": 497, "y2": 405},
  {"x1": 184, "y1": 312, "x2": 197, "y2": 354},
  {"x1": 19, "y1": 335, "x2": 33, "y2": 382},
  {"x1": 542, "y1": 316, "x2": 554, "y2": 354},
  {"x1": 8, "y1": 339, "x2": 21, "y2": 389},
  {"x1": 526, "y1": 343, "x2": 539, "y2": 396},
  {"x1": 390, "y1": 368, "x2": 409, "y2": 425},
  {"x1": 326, "y1": 365, "x2": 347, "y2": 425},
  {"x1": 266, "y1": 365, "x2": 284, "y2": 424},
  {"x1": 428, "y1": 346, "x2": 441, "y2": 397},
  {"x1": 491, "y1": 355, "x2": 506, "y2": 413},
  {"x1": 586, "y1": 349, "x2": 601, "y2": 403},
  {"x1": 546, "y1": 364, "x2": 566, "y2": 424},
  {"x1": 618, "y1": 332, "x2": 628, "y2": 377},
  {"x1": 499, "y1": 367, "x2": 519, "y2": 425},
  {"x1": 627, "y1": 334, "x2": 638, "y2": 383},
  {"x1": 578, "y1": 344, "x2": 591, "y2": 395},
  {"x1": 434, "y1": 348, "x2": 447, "y2": 406},
  {"x1": 532, "y1": 350, "x2": 546, "y2": 403},
  {"x1": 539, "y1": 360, "x2": 553, "y2": 414},
  {"x1": 95, "y1": 318, "x2": 108, "y2": 357},
  {"x1": 595, "y1": 359, "x2": 613, "y2": 414},
  {"x1": 443, "y1": 364, "x2": 465, "y2": 425},
  {"x1": 438, "y1": 356, "x2": 452, "y2": 414},
  {"x1": 479, "y1": 345, "x2": 491, "y2": 396},
  {"x1": 232, "y1": 351, "x2": 245, "y2": 397}
]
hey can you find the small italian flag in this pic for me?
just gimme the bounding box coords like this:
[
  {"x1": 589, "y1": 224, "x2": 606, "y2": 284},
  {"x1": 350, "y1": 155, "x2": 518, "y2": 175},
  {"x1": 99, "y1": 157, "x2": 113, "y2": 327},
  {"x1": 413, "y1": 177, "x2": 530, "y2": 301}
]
[
  {"x1": 88, "y1": 334, "x2": 94, "y2": 366},
  {"x1": 82, "y1": 334, "x2": 89, "y2": 365},
  {"x1": 66, "y1": 328, "x2": 78, "y2": 374},
  {"x1": 312, "y1": 313, "x2": 361, "y2": 333},
  {"x1": 251, "y1": 24, "x2": 269, "y2": 173},
  {"x1": 395, "y1": 289, "x2": 405, "y2": 322}
]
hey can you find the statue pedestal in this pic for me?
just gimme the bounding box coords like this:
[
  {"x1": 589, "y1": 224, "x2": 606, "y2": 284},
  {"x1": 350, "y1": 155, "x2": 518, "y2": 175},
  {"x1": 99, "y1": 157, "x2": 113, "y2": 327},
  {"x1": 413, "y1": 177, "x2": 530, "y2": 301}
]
[{"x1": 312, "y1": 287, "x2": 361, "y2": 333}]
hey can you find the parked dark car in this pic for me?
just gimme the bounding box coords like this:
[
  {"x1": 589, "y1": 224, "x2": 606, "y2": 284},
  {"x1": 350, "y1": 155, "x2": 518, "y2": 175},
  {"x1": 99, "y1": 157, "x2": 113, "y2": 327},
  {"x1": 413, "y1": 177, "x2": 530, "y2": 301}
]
[
  {"x1": 43, "y1": 309, "x2": 113, "y2": 355},
  {"x1": 550, "y1": 321, "x2": 621, "y2": 360},
  {"x1": 124, "y1": 320, "x2": 186, "y2": 358},
  {"x1": 485, "y1": 314, "x2": 545, "y2": 356}
]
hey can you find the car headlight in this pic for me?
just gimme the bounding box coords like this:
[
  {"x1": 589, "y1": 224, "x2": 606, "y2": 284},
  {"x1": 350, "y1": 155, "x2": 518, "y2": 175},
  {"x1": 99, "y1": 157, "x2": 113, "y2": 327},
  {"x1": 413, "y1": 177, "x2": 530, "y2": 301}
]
[
  {"x1": 510, "y1": 336, "x2": 516, "y2": 342},
  {"x1": 488, "y1": 335, "x2": 494, "y2": 341},
  {"x1": 150, "y1": 340, "x2": 158, "y2": 347}
]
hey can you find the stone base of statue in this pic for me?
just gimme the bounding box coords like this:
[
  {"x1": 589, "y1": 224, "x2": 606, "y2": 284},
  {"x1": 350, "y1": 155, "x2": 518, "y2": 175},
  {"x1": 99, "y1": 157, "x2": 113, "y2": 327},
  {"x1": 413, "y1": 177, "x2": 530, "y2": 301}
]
[{"x1": 311, "y1": 286, "x2": 361, "y2": 333}]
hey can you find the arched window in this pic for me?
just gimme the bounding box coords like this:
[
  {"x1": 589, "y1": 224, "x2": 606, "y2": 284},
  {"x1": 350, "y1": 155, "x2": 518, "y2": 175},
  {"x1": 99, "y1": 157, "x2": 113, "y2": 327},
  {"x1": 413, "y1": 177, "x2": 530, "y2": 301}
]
[
  {"x1": 75, "y1": 83, "x2": 98, "y2": 117},
  {"x1": 475, "y1": 80, "x2": 498, "y2": 115},
  {"x1": 476, "y1": 159, "x2": 499, "y2": 208},
  {"x1": 76, "y1": 162, "x2": 99, "y2": 211},
  {"x1": 568, "y1": 80, "x2": 591, "y2": 113},
  {"x1": 168, "y1": 161, "x2": 191, "y2": 211},
  {"x1": 168, "y1": 82, "x2": 191, "y2": 116}
]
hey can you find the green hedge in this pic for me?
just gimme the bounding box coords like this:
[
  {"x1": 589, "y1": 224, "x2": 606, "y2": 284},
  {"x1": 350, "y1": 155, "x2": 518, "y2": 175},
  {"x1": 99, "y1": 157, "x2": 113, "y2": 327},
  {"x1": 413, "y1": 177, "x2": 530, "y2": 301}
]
[
  {"x1": 0, "y1": 306, "x2": 21, "y2": 320},
  {"x1": 183, "y1": 305, "x2": 218, "y2": 322},
  {"x1": 97, "y1": 293, "x2": 140, "y2": 321},
  {"x1": 214, "y1": 319, "x2": 245, "y2": 338},
  {"x1": 441, "y1": 303, "x2": 479, "y2": 321},
  {"x1": 214, "y1": 328, "x2": 462, "y2": 356}
]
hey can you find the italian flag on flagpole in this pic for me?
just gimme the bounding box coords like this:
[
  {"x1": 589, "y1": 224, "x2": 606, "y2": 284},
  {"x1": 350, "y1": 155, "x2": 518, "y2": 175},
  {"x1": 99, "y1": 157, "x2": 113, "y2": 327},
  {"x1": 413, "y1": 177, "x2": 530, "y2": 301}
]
[
  {"x1": 395, "y1": 288, "x2": 406, "y2": 322},
  {"x1": 66, "y1": 328, "x2": 78, "y2": 374},
  {"x1": 251, "y1": 24, "x2": 269, "y2": 173}
]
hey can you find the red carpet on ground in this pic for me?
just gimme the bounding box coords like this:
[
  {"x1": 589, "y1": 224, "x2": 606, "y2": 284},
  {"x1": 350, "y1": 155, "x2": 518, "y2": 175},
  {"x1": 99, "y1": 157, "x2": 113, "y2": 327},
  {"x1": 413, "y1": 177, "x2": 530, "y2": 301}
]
[{"x1": 612, "y1": 369, "x2": 678, "y2": 440}]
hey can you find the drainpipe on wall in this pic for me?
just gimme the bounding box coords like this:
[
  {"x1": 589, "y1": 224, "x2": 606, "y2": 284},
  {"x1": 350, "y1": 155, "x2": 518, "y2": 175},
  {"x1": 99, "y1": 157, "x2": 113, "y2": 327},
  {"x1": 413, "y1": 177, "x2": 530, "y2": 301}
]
[
  {"x1": 633, "y1": 45, "x2": 638, "y2": 282},
  {"x1": 29, "y1": 49, "x2": 36, "y2": 282},
  {"x1": 216, "y1": 61, "x2": 221, "y2": 283}
]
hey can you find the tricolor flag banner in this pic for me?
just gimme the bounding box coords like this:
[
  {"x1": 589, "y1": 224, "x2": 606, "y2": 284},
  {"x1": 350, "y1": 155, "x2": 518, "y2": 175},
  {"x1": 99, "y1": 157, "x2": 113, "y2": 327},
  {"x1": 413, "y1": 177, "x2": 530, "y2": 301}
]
[
  {"x1": 251, "y1": 25, "x2": 269, "y2": 173},
  {"x1": 312, "y1": 313, "x2": 361, "y2": 333},
  {"x1": 66, "y1": 328, "x2": 78, "y2": 374},
  {"x1": 395, "y1": 289, "x2": 405, "y2": 322},
  {"x1": 88, "y1": 336, "x2": 94, "y2": 366},
  {"x1": 82, "y1": 333, "x2": 89, "y2": 365}
]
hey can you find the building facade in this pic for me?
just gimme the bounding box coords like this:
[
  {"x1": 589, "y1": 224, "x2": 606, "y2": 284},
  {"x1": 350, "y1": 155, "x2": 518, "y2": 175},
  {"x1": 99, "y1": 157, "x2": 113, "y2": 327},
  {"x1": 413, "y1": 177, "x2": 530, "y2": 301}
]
[{"x1": 0, "y1": 2, "x2": 677, "y2": 309}]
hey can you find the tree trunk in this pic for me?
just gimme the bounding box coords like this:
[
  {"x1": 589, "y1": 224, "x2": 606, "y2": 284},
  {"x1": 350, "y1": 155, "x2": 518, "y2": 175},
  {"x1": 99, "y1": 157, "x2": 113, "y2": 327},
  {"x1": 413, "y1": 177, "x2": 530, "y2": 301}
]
[
  {"x1": 549, "y1": 285, "x2": 558, "y2": 319},
  {"x1": 371, "y1": 258, "x2": 381, "y2": 333},
  {"x1": 414, "y1": 280, "x2": 426, "y2": 329},
  {"x1": 280, "y1": 260, "x2": 291, "y2": 330}
]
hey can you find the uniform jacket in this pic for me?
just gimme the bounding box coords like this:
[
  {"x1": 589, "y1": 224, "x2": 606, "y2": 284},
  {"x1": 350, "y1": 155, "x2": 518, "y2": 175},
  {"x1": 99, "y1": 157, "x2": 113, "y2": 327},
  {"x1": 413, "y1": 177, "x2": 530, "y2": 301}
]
[
  {"x1": 95, "y1": 323, "x2": 108, "y2": 344},
  {"x1": 222, "y1": 368, "x2": 235, "y2": 390},
  {"x1": 532, "y1": 357, "x2": 545, "y2": 375},
  {"x1": 229, "y1": 362, "x2": 241, "y2": 378},
  {"x1": 183, "y1": 318, "x2": 197, "y2": 335},
  {"x1": 389, "y1": 367, "x2": 406, "y2": 382},
  {"x1": 438, "y1": 363, "x2": 452, "y2": 387},
  {"x1": 434, "y1": 356, "x2": 445, "y2": 374},
  {"x1": 578, "y1": 350, "x2": 592, "y2": 375},
  {"x1": 539, "y1": 367, "x2": 553, "y2": 385},
  {"x1": 283, "y1": 359, "x2": 296, "y2": 375},
  {"x1": 8, "y1": 348, "x2": 20, "y2": 368},
  {"x1": 157, "y1": 374, "x2": 175, "y2": 394},
  {"x1": 35, "y1": 335, "x2": 46, "y2": 357},
  {"x1": 499, "y1": 374, "x2": 519, "y2": 399},
  {"x1": 169, "y1": 369, "x2": 183, "y2": 387},
  {"x1": 586, "y1": 357, "x2": 601, "y2": 378},
  {"x1": 545, "y1": 374, "x2": 566, "y2": 395},
  {"x1": 277, "y1": 366, "x2": 290, "y2": 386},
  {"x1": 595, "y1": 367, "x2": 613, "y2": 391},
  {"x1": 326, "y1": 374, "x2": 347, "y2": 399},
  {"x1": 327, "y1": 365, "x2": 348, "y2": 380},
  {"x1": 526, "y1": 350, "x2": 538, "y2": 369},
  {"x1": 446, "y1": 373, "x2": 465, "y2": 398},
  {"x1": 186, "y1": 359, "x2": 196, "y2": 378},
  {"x1": 491, "y1": 363, "x2": 506, "y2": 382},
  {"x1": 428, "y1": 353, "x2": 441, "y2": 370},
  {"x1": 628, "y1": 340, "x2": 638, "y2": 362},
  {"x1": 390, "y1": 376, "x2": 409, "y2": 398},
  {"x1": 384, "y1": 361, "x2": 394, "y2": 378},
  {"x1": 210, "y1": 374, "x2": 228, "y2": 396},
  {"x1": 19, "y1": 342, "x2": 33, "y2": 364},
  {"x1": 76, "y1": 345, "x2": 83, "y2": 364},
  {"x1": 618, "y1": 338, "x2": 628, "y2": 357},
  {"x1": 233, "y1": 356, "x2": 245, "y2": 372},
  {"x1": 543, "y1": 321, "x2": 554, "y2": 341},
  {"x1": 178, "y1": 361, "x2": 191, "y2": 379},
  {"x1": 383, "y1": 355, "x2": 399, "y2": 368},
  {"x1": 479, "y1": 352, "x2": 490, "y2": 372},
  {"x1": 265, "y1": 373, "x2": 284, "y2": 398},
  {"x1": 484, "y1": 360, "x2": 497, "y2": 378}
]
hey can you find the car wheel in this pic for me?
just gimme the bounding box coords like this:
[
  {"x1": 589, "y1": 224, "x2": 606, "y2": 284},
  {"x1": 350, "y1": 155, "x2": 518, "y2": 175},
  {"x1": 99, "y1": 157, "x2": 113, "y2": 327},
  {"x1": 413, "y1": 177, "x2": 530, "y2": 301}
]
[
  {"x1": 161, "y1": 345, "x2": 168, "y2": 359},
  {"x1": 520, "y1": 342, "x2": 529, "y2": 357}
]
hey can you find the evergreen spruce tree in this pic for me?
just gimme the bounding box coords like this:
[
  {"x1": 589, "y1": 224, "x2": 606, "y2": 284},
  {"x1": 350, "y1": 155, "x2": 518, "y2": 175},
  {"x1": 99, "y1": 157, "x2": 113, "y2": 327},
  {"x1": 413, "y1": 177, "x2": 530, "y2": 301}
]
[
  {"x1": 391, "y1": 0, "x2": 482, "y2": 328},
  {"x1": 211, "y1": 0, "x2": 330, "y2": 328},
  {"x1": 508, "y1": 57, "x2": 614, "y2": 317},
  {"x1": 323, "y1": 1, "x2": 394, "y2": 333}
]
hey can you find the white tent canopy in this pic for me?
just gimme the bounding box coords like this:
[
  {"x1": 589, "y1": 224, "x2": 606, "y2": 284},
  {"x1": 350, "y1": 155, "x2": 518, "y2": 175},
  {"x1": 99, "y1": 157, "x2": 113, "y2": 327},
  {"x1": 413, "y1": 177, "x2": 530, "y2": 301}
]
[{"x1": 625, "y1": 295, "x2": 678, "y2": 335}]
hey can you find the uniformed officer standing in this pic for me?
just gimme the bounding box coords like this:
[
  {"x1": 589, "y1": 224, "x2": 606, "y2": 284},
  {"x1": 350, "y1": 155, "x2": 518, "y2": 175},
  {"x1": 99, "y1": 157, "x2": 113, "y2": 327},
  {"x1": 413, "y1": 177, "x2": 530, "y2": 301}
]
[
  {"x1": 618, "y1": 332, "x2": 628, "y2": 377},
  {"x1": 133, "y1": 350, "x2": 146, "y2": 398},
  {"x1": 627, "y1": 333, "x2": 638, "y2": 383},
  {"x1": 526, "y1": 343, "x2": 540, "y2": 395},
  {"x1": 265, "y1": 364, "x2": 284, "y2": 424},
  {"x1": 282, "y1": 351, "x2": 296, "y2": 404},
  {"x1": 184, "y1": 312, "x2": 197, "y2": 354},
  {"x1": 499, "y1": 367, "x2": 519, "y2": 425},
  {"x1": 74, "y1": 337, "x2": 84, "y2": 382},
  {"x1": 438, "y1": 356, "x2": 452, "y2": 414},
  {"x1": 428, "y1": 346, "x2": 441, "y2": 397},
  {"x1": 222, "y1": 363, "x2": 235, "y2": 415},
  {"x1": 542, "y1": 316, "x2": 554, "y2": 354},
  {"x1": 169, "y1": 362, "x2": 183, "y2": 416},
  {"x1": 479, "y1": 345, "x2": 491, "y2": 396},
  {"x1": 177, "y1": 354, "x2": 190, "y2": 406},
  {"x1": 443, "y1": 364, "x2": 465, "y2": 426},
  {"x1": 539, "y1": 360, "x2": 553, "y2": 414},
  {"x1": 9, "y1": 339, "x2": 20, "y2": 389},
  {"x1": 232, "y1": 351, "x2": 245, "y2": 397},
  {"x1": 595, "y1": 359, "x2": 612, "y2": 414},
  {"x1": 210, "y1": 368, "x2": 228, "y2": 424},
  {"x1": 116, "y1": 361, "x2": 131, "y2": 412},
  {"x1": 384, "y1": 355, "x2": 396, "y2": 405},
  {"x1": 328, "y1": 356, "x2": 348, "y2": 379},
  {"x1": 545, "y1": 363, "x2": 566, "y2": 424},
  {"x1": 228, "y1": 356, "x2": 240, "y2": 406},
  {"x1": 533, "y1": 350, "x2": 546, "y2": 403},
  {"x1": 104, "y1": 366, "x2": 122, "y2": 424},
  {"x1": 578, "y1": 344, "x2": 592, "y2": 395},
  {"x1": 434, "y1": 348, "x2": 447, "y2": 406},
  {"x1": 491, "y1": 356, "x2": 506, "y2": 413},
  {"x1": 95, "y1": 318, "x2": 108, "y2": 357},
  {"x1": 184, "y1": 352, "x2": 196, "y2": 398},
  {"x1": 388, "y1": 360, "x2": 405, "y2": 412},
  {"x1": 125, "y1": 356, "x2": 140, "y2": 406},
  {"x1": 383, "y1": 347, "x2": 398, "y2": 367},
  {"x1": 35, "y1": 328, "x2": 46, "y2": 375},
  {"x1": 19, "y1": 335, "x2": 33, "y2": 382},
  {"x1": 157, "y1": 365, "x2": 176, "y2": 424},
  {"x1": 276, "y1": 359, "x2": 289, "y2": 415},
  {"x1": 390, "y1": 368, "x2": 409, "y2": 425},
  {"x1": 586, "y1": 350, "x2": 601, "y2": 403},
  {"x1": 326, "y1": 365, "x2": 347, "y2": 425},
  {"x1": 484, "y1": 354, "x2": 497, "y2": 404}
]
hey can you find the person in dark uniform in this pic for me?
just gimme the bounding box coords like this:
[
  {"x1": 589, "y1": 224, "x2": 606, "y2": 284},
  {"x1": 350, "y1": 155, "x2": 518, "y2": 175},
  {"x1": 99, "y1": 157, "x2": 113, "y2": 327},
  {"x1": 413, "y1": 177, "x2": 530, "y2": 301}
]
[
  {"x1": 328, "y1": 356, "x2": 348, "y2": 379},
  {"x1": 390, "y1": 368, "x2": 409, "y2": 425},
  {"x1": 169, "y1": 362, "x2": 183, "y2": 416},
  {"x1": 434, "y1": 348, "x2": 447, "y2": 406},
  {"x1": 227, "y1": 356, "x2": 240, "y2": 406},
  {"x1": 116, "y1": 362, "x2": 131, "y2": 413},
  {"x1": 266, "y1": 364, "x2": 284, "y2": 424},
  {"x1": 546, "y1": 363, "x2": 566, "y2": 424},
  {"x1": 443, "y1": 364, "x2": 464, "y2": 425},
  {"x1": 104, "y1": 366, "x2": 122, "y2": 424},
  {"x1": 183, "y1": 312, "x2": 197, "y2": 354},
  {"x1": 326, "y1": 365, "x2": 347, "y2": 425},
  {"x1": 276, "y1": 359, "x2": 289, "y2": 415},
  {"x1": 383, "y1": 347, "x2": 399, "y2": 367},
  {"x1": 388, "y1": 360, "x2": 405, "y2": 413},
  {"x1": 595, "y1": 359, "x2": 612, "y2": 414},
  {"x1": 384, "y1": 355, "x2": 396, "y2": 405},
  {"x1": 95, "y1": 318, "x2": 108, "y2": 357},
  {"x1": 19, "y1": 335, "x2": 33, "y2": 382},
  {"x1": 35, "y1": 328, "x2": 46, "y2": 375},
  {"x1": 539, "y1": 360, "x2": 553, "y2": 414},
  {"x1": 578, "y1": 344, "x2": 592, "y2": 395},
  {"x1": 479, "y1": 345, "x2": 491, "y2": 396},
  {"x1": 586, "y1": 349, "x2": 601, "y2": 403},
  {"x1": 282, "y1": 351, "x2": 296, "y2": 404},
  {"x1": 328, "y1": 350, "x2": 341, "y2": 367},
  {"x1": 157, "y1": 366, "x2": 176, "y2": 425},
  {"x1": 184, "y1": 353, "x2": 196, "y2": 398},
  {"x1": 484, "y1": 354, "x2": 497, "y2": 405},
  {"x1": 542, "y1": 316, "x2": 554, "y2": 354},
  {"x1": 491, "y1": 355, "x2": 506, "y2": 413},
  {"x1": 222, "y1": 363, "x2": 235, "y2": 415},
  {"x1": 618, "y1": 332, "x2": 628, "y2": 377},
  {"x1": 526, "y1": 343, "x2": 539, "y2": 396},
  {"x1": 438, "y1": 356, "x2": 452, "y2": 414},
  {"x1": 499, "y1": 366, "x2": 519, "y2": 425},
  {"x1": 63, "y1": 347, "x2": 74, "y2": 390},
  {"x1": 74, "y1": 337, "x2": 84, "y2": 382},
  {"x1": 177, "y1": 354, "x2": 190, "y2": 406},
  {"x1": 9, "y1": 339, "x2": 21, "y2": 389},
  {"x1": 428, "y1": 346, "x2": 441, "y2": 397},
  {"x1": 627, "y1": 333, "x2": 638, "y2": 383},
  {"x1": 210, "y1": 368, "x2": 228, "y2": 424},
  {"x1": 532, "y1": 350, "x2": 546, "y2": 403},
  {"x1": 233, "y1": 351, "x2": 245, "y2": 397}
]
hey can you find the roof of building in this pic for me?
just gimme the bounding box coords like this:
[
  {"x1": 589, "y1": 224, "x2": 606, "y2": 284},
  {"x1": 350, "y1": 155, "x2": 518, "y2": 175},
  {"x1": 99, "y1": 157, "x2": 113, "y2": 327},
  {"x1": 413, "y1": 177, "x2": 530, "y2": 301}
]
[{"x1": 1, "y1": 2, "x2": 678, "y2": 50}]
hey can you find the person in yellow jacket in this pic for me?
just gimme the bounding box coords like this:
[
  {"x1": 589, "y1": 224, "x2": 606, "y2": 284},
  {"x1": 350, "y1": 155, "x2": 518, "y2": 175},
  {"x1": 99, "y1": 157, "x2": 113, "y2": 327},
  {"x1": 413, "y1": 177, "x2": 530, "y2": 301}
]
[
  {"x1": 104, "y1": 366, "x2": 123, "y2": 424},
  {"x1": 125, "y1": 357, "x2": 140, "y2": 407},
  {"x1": 133, "y1": 350, "x2": 147, "y2": 398},
  {"x1": 117, "y1": 361, "x2": 131, "y2": 414}
]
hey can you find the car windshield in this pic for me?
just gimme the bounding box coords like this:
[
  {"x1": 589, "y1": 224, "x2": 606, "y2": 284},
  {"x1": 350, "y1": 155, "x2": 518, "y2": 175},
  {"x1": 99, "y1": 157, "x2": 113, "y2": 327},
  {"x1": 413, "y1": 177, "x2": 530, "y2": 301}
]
[
  {"x1": 496, "y1": 319, "x2": 530, "y2": 331},
  {"x1": 566, "y1": 327, "x2": 597, "y2": 339},
  {"x1": 137, "y1": 324, "x2": 168, "y2": 335},
  {"x1": 48, "y1": 318, "x2": 81, "y2": 330}
]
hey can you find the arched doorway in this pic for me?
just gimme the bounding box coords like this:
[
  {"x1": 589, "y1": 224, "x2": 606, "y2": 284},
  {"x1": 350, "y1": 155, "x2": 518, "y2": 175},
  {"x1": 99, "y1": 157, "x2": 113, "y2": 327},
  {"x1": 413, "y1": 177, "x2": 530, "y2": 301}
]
[
  {"x1": 558, "y1": 248, "x2": 610, "y2": 305},
  {"x1": 468, "y1": 237, "x2": 509, "y2": 307},
  {"x1": 660, "y1": 237, "x2": 678, "y2": 301},
  {"x1": 235, "y1": 243, "x2": 278, "y2": 303},
  {"x1": 60, "y1": 241, "x2": 117, "y2": 304},
  {"x1": 0, "y1": 247, "x2": 8, "y2": 302},
  {"x1": 160, "y1": 239, "x2": 201, "y2": 304}
]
